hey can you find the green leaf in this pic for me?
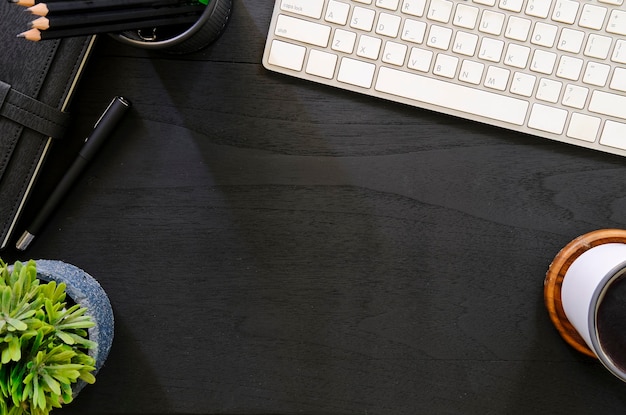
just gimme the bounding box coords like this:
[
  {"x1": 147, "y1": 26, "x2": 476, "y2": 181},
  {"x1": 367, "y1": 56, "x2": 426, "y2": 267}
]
[
  {"x1": 1, "y1": 287, "x2": 11, "y2": 315},
  {"x1": 5, "y1": 317, "x2": 27, "y2": 332},
  {"x1": 7, "y1": 336, "x2": 20, "y2": 362},
  {"x1": 12, "y1": 280, "x2": 22, "y2": 309},
  {"x1": 0, "y1": 370, "x2": 9, "y2": 398},
  {"x1": 41, "y1": 373, "x2": 60, "y2": 396},
  {"x1": 45, "y1": 348, "x2": 75, "y2": 364},
  {"x1": 1, "y1": 347, "x2": 11, "y2": 365},
  {"x1": 67, "y1": 334, "x2": 96, "y2": 349},
  {"x1": 78, "y1": 370, "x2": 96, "y2": 385},
  {"x1": 33, "y1": 374, "x2": 45, "y2": 410},
  {"x1": 55, "y1": 331, "x2": 75, "y2": 346},
  {"x1": 29, "y1": 330, "x2": 44, "y2": 357},
  {"x1": 60, "y1": 382, "x2": 72, "y2": 404}
]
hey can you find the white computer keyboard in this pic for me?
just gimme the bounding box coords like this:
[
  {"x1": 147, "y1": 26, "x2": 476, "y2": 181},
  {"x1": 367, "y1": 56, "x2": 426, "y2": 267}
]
[{"x1": 262, "y1": 0, "x2": 626, "y2": 157}]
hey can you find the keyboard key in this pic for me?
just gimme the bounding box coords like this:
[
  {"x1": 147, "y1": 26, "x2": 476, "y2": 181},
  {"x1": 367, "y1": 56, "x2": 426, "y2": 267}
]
[
  {"x1": 607, "y1": 10, "x2": 626, "y2": 35},
  {"x1": 562, "y1": 84, "x2": 589, "y2": 109},
  {"x1": 567, "y1": 113, "x2": 601, "y2": 142},
  {"x1": 280, "y1": 0, "x2": 325, "y2": 18},
  {"x1": 600, "y1": 121, "x2": 626, "y2": 150},
  {"x1": 505, "y1": 16, "x2": 532, "y2": 41},
  {"x1": 267, "y1": 40, "x2": 306, "y2": 71},
  {"x1": 337, "y1": 57, "x2": 376, "y2": 88},
  {"x1": 479, "y1": 10, "x2": 506, "y2": 36},
  {"x1": 401, "y1": 19, "x2": 427, "y2": 43},
  {"x1": 589, "y1": 91, "x2": 626, "y2": 120},
  {"x1": 382, "y1": 41, "x2": 408, "y2": 66},
  {"x1": 504, "y1": 43, "x2": 531, "y2": 68},
  {"x1": 427, "y1": 0, "x2": 453, "y2": 23},
  {"x1": 401, "y1": 0, "x2": 426, "y2": 17},
  {"x1": 325, "y1": 0, "x2": 351, "y2": 25},
  {"x1": 478, "y1": 37, "x2": 505, "y2": 62},
  {"x1": 528, "y1": 104, "x2": 568, "y2": 134},
  {"x1": 351, "y1": 6, "x2": 376, "y2": 31},
  {"x1": 556, "y1": 56, "x2": 583, "y2": 81},
  {"x1": 610, "y1": 67, "x2": 626, "y2": 92},
  {"x1": 275, "y1": 14, "x2": 331, "y2": 47},
  {"x1": 584, "y1": 34, "x2": 613, "y2": 59},
  {"x1": 357, "y1": 35, "x2": 382, "y2": 59},
  {"x1": 612, "y1": 39, "x2": 626, "y2": 64},
  {"x1": 499, "y1": 0, "x2": 524, "y2": 12},
  {"x1": 530, "y1": 50, "x2": 557, "y2": 74},
  {"x1": 433, "y1": 54, "x2": 459, "y2": 78},
  {"x1": 484, "y1": 66, "x2": 510, "y2": 91},
  {"x1": 375, "y1": 66, "x2": 529, "y2": 125},
  {"x1": 552, "y1": 0, "x2": 580, "y2": 24},
  {"x1": 332, "y1": 29, "x2": 357, "y2": 53},
  {"x1": 583, "y1": 62, "x2": 610, "y2": 87},
  {"x1": 536, "y1": 78, "x2": 563, "y2": 103},
  {"x1": 306, "y1": 49, "x2": 338, "y2": 79},
  {"x1": 531, "y1": 22, "x2": 558, "y2": 48},
  {"x1": 426, "y1": 25, "x2": 453, "y2": 50},
  {"x1": 376, "y1": 13, "x2": 402, "y2": 37},
  {"x1": 376, "y1": 0, "x2": 400, "y2": 10},
  {"x1": 525, "y1": 0, "x2": 551, "y2": 18},
  {"x1": 557, "y1": 28, "x2": 585, "y2": 53},
  {"x1": 510, "y1": 72, "x2": 536, "y2": 97},
  {"x1": 459, "y1": 60, "x2": 485, "y2": 85},
  {"x1": 453, "y1": 4, "x2": 479, "y2": 29},
  {"x1": 453, "y1": 31, "x2": 479, "y2": 56},
  {"x1": 407, "y1": 47, "x2": 433, "y2": 71},
  {"x1": 579, "y1": 4, "x2": 608, "y2": 30}
]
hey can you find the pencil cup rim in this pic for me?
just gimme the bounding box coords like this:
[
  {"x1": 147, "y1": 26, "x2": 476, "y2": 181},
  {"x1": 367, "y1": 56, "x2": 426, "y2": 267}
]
[{"x1": 109, "y1": 0, "x2": 231, "y2": 53}]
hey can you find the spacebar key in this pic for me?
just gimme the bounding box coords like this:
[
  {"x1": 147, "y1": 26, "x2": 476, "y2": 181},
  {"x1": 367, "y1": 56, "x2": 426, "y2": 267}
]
[{"x1": 375, "y1": 67, "x2": 529, "y2": 125}]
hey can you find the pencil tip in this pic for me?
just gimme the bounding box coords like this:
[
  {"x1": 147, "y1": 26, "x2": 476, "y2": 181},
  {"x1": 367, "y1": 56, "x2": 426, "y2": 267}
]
[
  {"x1": 29, "y1": 16, "x2": 47, "y2": 30},
  {"x1": 17, "y1": 28, "x2": 40, "y2": 41},
  {"x1": 26, "y1": 3, "x2": 47, "y2": 15}
]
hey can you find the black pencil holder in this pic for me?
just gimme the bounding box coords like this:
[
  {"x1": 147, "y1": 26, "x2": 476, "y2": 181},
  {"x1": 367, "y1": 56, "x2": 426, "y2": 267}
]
[{"x1": 110, "y1": 0, "x2": 231, "y2": 54}]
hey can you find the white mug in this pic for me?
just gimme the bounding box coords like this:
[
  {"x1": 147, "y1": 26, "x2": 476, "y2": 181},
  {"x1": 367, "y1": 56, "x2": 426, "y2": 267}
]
[{"x1": 559, "y1": 242, "x2": 626, "y2": 382}]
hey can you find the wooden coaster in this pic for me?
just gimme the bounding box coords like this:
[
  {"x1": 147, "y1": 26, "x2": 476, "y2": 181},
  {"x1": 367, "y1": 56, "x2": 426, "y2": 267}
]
[{"x1": 544, "y1": 229, "x2": 626, "y2": 359}]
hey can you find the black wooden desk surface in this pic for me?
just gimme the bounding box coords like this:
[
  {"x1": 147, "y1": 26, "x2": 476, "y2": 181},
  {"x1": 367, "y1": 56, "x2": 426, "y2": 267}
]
[{"x1": 3, "y1": 1, "x2": 626, "y2": 413}]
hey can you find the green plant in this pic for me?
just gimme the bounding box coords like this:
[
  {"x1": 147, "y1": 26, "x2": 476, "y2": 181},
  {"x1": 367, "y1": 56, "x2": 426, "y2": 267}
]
[{"x1": 0, "y1": 260, "x2": 96, "y2": 415}]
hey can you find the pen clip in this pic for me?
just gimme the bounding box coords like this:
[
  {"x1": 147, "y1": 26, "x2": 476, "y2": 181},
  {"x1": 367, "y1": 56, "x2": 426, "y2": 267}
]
[{"x1": 93, "y1": 97, "x2": 118, "y2": 129}]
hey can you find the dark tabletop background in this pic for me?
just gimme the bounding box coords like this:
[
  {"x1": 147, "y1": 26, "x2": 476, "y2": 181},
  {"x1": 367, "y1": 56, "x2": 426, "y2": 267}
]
[{"x1": 3, "y1": 1, "x2": 626, "y2": 414}]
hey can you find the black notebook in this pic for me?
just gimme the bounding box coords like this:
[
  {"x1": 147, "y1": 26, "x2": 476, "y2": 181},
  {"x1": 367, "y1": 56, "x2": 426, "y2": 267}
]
[{"x1": 0, "y1": 2, "x2": 96, "y2": 249}]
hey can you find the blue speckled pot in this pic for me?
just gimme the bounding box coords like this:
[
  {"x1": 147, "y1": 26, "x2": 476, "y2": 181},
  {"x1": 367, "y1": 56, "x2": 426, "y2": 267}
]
[{"x1": 34, "y1": 260, "x2": 114, "y2": 396}]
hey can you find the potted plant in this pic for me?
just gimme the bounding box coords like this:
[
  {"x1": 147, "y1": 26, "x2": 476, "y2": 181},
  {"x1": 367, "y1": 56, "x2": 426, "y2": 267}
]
[{"x1": 0, "y1": 259, "x2": 113, "y2": 415}]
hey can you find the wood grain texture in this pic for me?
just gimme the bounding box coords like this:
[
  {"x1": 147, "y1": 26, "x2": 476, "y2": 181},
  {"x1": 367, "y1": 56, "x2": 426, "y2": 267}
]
[{"x1": 2, "y1": 1, "x2": 626, "y2": 414}]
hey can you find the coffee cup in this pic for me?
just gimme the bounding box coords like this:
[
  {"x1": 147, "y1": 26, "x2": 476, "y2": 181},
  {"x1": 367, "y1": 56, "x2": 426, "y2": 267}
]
[{"x1": 545, "y1": 229, "x2": 626, "y2": 382}]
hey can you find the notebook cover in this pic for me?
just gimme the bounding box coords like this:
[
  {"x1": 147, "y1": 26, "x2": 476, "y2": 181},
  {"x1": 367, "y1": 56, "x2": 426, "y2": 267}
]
[{"x1": 0, "y1": 2, "x2": 96, "y2": 249}]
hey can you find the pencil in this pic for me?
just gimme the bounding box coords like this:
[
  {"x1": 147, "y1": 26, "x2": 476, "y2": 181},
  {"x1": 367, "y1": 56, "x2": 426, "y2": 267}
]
[
  {"x1": 30, "y1": 4, "x2": 204, "y2": 30},
  {"x1": 8, "y1": 0, "x2": 62, "y2": 7},
  {"x1": 27, "y1": 0, "x2": 190, "y2": 16},
  {"x1": 18, "y1": 13, "x2": 199, "y2": 40}
]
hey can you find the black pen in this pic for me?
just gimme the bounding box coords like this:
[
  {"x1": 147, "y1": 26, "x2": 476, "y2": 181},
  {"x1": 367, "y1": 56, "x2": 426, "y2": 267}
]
[{"x1": 16, "y1": 96, "x2": 131, "y2": 251}]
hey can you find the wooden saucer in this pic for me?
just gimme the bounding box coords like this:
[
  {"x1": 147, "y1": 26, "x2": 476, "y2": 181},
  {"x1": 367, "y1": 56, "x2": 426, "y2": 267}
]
[{"x1": 544, "y1": 229, "x2": 626, "y2": 358}]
